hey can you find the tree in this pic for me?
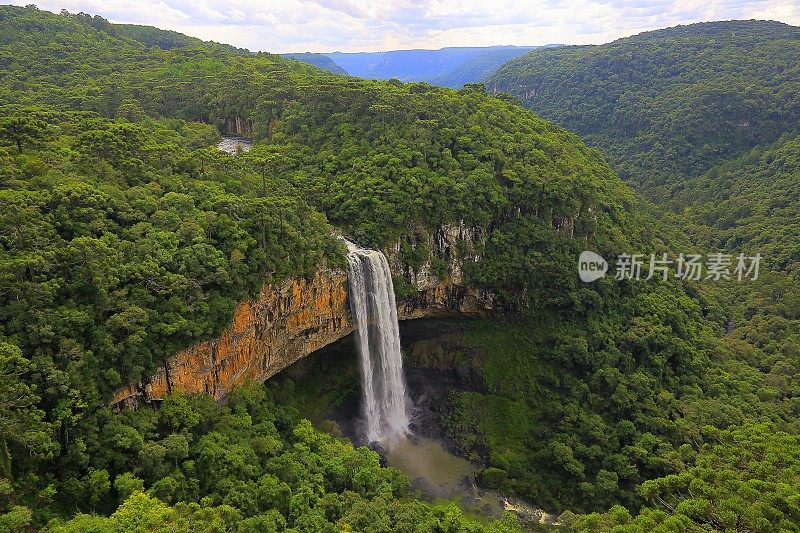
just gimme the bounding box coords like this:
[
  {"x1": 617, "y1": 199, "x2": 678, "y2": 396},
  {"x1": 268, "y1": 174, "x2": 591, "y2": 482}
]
[
  {"x1": 87, "y1": 469, "x2": 111, "y2": 512},
  {"x1": 113, "y1": 472, "x2": 144, "y2": 502},
  {"x1": 0, "y1": 342, "x2": 55, "y2": 480},
  {"x1": 236, "y1": 510, "x2": 285, "y2": 533},
  {"x1": 0, "y1": 116, "x2": 47, "y2": 153},
  {"x1": 162, "y1": 434, "x2": 190, "y2": 467},
  {"x1": 0, "y1": 148, "x2": 20, "y2": 184},
  {"x1": 110, "y1": 491, "x2": 187, "y2": 532},
  {"x1": 159, "y1": 395, "x2": 201, "y2": 433},
  {"x1": 0, "y1": 506, "x2": 32, "y2": 532},
  {"x1": 116, "y1": 99, "x2": 146, "y2": 122}
]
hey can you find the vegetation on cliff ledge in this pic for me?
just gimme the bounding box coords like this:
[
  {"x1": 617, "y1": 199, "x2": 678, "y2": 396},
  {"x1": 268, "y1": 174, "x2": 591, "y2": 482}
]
[
  {"x1": 0, "y1": 5, "x2": 636, "y2": 529},
  {"x1": 3, "y1": 5, "x2": 800, "y2": 532}
]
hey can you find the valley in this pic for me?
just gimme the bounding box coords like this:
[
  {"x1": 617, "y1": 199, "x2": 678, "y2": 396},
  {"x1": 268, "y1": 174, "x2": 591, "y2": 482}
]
[
  {"x1": 284, "y1": 47, "x2": 551, "y2": 88},
  {"x1": 1, "y1": 4, "x2": 799, "y2": 532}
]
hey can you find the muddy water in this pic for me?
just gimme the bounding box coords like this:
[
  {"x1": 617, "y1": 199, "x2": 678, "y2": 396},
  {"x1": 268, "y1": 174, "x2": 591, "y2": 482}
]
[
  {"x1": 383, "y1": 435, "x2": 559, "y2": 528},
  {"x1": 384, "y1": 436, "x2": 475, "y2": 499}
]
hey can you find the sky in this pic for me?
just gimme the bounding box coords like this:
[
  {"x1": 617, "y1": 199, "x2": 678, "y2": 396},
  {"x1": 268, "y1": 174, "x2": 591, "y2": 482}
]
[{"x1": 9, "y1": 0, "x2": 800, "y2": 53}]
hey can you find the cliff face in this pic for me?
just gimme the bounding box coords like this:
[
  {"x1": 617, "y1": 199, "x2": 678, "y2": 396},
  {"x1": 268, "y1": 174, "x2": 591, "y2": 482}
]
[
  {"x1": 388, "y1": 222, "x2": 493, "y2": 318},
  {"x1": 218, "y1": 116, "x2": 253, "y2": 137},
  {"x1": 113, "y1": 223, "x2": 493, "y2": 407}
]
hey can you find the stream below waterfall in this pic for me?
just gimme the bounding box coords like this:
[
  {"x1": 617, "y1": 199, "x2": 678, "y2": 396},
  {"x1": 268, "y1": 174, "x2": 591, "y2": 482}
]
[
  {"x1": 385, "y1": 369, "x2": 561, "y2": 530},
  {"x1": 384, "y1": 436, "x2": 473, "y2": 498},
  {"x1": 273, "y1": 324, "x2": 562, "y2": 530},
  {"x1": 366, "y1": 410, "x2": 559, "y2": 529}
]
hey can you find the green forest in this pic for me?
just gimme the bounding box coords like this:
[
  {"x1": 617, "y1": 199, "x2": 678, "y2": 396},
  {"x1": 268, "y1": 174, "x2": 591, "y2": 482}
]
[
  {"x1": 1, "y1": 4, "x2": 800, "y2": 532},
  {"x1": 484, "y1": 18, "x2": 800, "y2": 531},
  {"x1": 488, "y1": 20, "x2": 800, "y2": 200}
]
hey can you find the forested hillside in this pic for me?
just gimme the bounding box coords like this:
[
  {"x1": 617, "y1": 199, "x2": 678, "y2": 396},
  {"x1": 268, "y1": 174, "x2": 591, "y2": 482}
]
[
  {"x1": 482, "y1": 16, "x2": 800, "y2": 531},
  {"x1": 2, "y1": 5, "x2": 800, "y2": 531},
  {"x1": 668, "y1": 134, "x2": 800, "y2": 383},
  {"x1": 488, "y1": 20, "x2": 800, "y2": 199},
  {"x1": 0, "y1": 5, "x2": 638, "y2": 529},
  {"x1": 669, "y1": 134, "x2": 800, "y2": 270}
]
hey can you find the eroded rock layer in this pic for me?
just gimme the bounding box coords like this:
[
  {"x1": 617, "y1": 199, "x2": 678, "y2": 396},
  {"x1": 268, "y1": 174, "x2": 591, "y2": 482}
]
[{"x1": 113, "y1": 225, "x2": 493, "y2": 407}]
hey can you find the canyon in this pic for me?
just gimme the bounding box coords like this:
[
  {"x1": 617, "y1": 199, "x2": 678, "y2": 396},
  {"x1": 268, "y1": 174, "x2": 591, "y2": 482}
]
[{"x1": 112, "y1": 224, "x2": 494, "y2": 407}]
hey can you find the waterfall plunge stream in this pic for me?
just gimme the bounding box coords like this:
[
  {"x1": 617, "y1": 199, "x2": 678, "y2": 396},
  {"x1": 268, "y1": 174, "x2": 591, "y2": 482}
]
[{"x1": 346, "y1": 241, "x2": 410, "y2": 443}]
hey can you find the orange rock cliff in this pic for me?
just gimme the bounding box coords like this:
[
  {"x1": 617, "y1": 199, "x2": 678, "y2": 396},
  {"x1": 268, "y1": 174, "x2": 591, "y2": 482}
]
[{"x1": 112, "y1": 224, "x2": 493, "y2": 407}]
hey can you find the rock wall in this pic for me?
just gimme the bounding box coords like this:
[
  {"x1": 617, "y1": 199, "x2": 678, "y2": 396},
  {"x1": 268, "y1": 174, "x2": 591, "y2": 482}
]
[
  {"x1": 112, "y1": 224, "x2": 493, "y2": 407},
  {"x1": 387, "y1": 221, "x2": 493, "y2": 318},
  {"x1": 218, "y1": 116, "x2": 253, "y2": 137},
  {"x1": 386, "y1": 221, "x2": 484, "y2": 291}
]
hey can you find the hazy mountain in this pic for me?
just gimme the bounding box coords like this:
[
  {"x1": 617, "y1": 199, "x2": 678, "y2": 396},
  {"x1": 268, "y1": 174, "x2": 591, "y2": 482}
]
[
  {"x1": 296, "y1": 46, "x2": 555, "y2": 88},
  {"x1": 282, "y1": 52, "x2": 348, "y2": 75},
  {"x1": 424, "y1": 46, "x2": 552, "y2": 88}
]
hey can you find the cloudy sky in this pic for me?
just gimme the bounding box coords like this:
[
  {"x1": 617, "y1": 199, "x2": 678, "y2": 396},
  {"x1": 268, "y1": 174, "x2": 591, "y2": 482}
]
[{"x1": 10, "y1": 0, "x2": 800, "y2": 53}]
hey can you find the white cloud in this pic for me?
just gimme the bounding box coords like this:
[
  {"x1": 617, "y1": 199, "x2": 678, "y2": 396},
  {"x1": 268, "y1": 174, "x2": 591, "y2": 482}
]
[{"x1": 9, "y1": 0, "x2": 800, "y2": 52}]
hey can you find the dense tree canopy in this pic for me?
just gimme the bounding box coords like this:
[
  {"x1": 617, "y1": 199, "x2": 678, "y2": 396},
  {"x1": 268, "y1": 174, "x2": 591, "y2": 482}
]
[
  {"x1": 2, "y1": 5, "x2": 800, "y2": 531},
  {"x1": 0, "y1": 5, "x2": 642, "y2": 529},
  {"x1": 568, "y1": 423, "x2": 800, "y2": 531},
  {"x1": 488, "y1": 20, "x2": 800, "y2": 199},
  {"x1": 481, "y1": 16, "x2": 800, "y2": 530},
  {"x1": 37, "y1": 382, "x2": 520, "y2": 532}
]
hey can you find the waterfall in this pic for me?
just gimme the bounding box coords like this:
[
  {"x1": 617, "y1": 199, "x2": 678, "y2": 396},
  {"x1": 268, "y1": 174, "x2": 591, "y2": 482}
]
[{"x1": 346, "y1": 241, "x2": 410, "y2": 442}]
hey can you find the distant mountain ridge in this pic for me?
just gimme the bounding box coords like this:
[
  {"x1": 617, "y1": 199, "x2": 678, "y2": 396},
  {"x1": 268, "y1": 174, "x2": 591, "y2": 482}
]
[
  {"x1": 283, "y1": 45, "x2": 557, "y2": 87},
  {"x1": 282, "y1": 52, "x2": 348, "y2": 75}
]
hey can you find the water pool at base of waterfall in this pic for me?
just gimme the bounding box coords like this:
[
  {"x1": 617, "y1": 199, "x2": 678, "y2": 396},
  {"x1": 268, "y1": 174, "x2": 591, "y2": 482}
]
[
  {"x1": 384, "y1": 435, "x2": 475, "y2": 499},
  {"x1": 216, "y1": 136, "x2": 253, "y2": 154},
  {"x1": 380, "y1": 434, "x2": 558, "y2": 528},
  {"x1": 272, "y1": 316, "x2": 562, "y2": 528}
]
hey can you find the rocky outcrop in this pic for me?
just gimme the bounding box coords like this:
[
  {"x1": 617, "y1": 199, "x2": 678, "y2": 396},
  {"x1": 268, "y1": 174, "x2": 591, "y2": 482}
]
[
  {"x1": 386, "y1": 222, "x2": 483, "y2": 291},
  {"x1": 387, "y1": 222, "x2": 493, "y2": 318},
  {"x1": 112, "y1": 270, "x2": 351, "y2": 406},
  {"x1": 112, "y1": 224, "x2": 493, "y2": 407},
  {"x1": 218, "y1": 116, "x2": 253, "y2": 137}
]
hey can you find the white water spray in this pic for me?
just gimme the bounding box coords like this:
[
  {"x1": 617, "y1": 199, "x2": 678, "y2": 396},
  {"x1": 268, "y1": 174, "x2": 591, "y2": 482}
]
[{"x1": 346, "y1": 241, "x2": 410, "y2": 442}]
